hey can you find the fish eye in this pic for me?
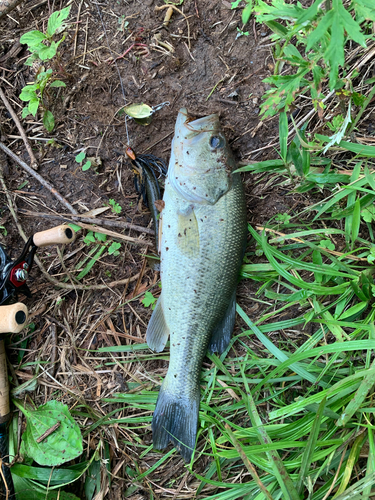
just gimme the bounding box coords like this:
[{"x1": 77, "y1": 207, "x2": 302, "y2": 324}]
[{"x1": 209, "y1": 136, "x2": 224, "y2": 149}]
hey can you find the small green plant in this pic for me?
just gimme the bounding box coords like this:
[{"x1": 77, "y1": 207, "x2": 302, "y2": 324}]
[
  {"x1": 142, "y1": 291, "x2": 157, "y2": 309},
  {"x1": 237, "y1": 0, "x2": 375, "y2": 117},
  {"x1": 275, "y1": 212, "x2": 291, "y2": 224},
  {"x1": 75, "y1": 151, "x2": 92, "y2": 171},
  {"x1": 19, "y1": 68, "x2": 65, "y2": 131},
  {"x1": 19, "y1": 7, "x2": 70, "y2": 131},
  {"x1": 236, "y1": 27, "x2": 249, "y2": 38},
  {"x1": 108, "y1": 242, "x2": 121, "y2": 256},
  {"x1": 20, "y1": 7, "x2": 70, "y2": 66},
  {"x1": 108, "y1": 199, "x2": 122, "y2": 214}
]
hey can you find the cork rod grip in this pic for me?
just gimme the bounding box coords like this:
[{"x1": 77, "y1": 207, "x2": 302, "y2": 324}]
[
  {"x1": 0, "y1": 303, "x2": 28, "y2": 334},
  {"x1": 0, "y1": 340, "x2": 10, "y2": 420},
  {"x1": 33, "y1": 225, "x2": 76, "y2": 247}
]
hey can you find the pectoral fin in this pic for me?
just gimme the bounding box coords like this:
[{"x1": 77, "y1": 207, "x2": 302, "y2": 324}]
[
  {"x1": 208, "y1": 289, "x2": 236, "y2": 354},
  {"x1": 177, "y1": 208, "x2": 199, "y2": 258},
  {"x1": 146, "y1": 295, "x2": 170, "y2": 352}
]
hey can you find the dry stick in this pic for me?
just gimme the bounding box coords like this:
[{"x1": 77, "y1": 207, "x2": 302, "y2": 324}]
[
  {"x1": 74, "y1": 221, "x2": 154, "y2": 247},
  {"x1": 18, "y1": 210, "x2": 155, "y2": 235},
  {"x1": 0, "y1": 87, "x2": 39, "y2": 171},
  {"x1": 0, "y1": 167, "x2": 140, "y2": 290},
  {"x1": 155, "y1": 4, "x2": 191, "y2": 49},
  {"x1": 36, "y1": 421, "x2": 61, "y2": 443},
  {"x1": 0, "y1": 141, "x2": 78, "y2": 215},
  {"x1": 0, "y1": 0, "x2": 22, "y2": 18}
]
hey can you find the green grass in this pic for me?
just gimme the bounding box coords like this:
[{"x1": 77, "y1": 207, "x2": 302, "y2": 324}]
[{"x1": 84, "y1": 110, "x2": 375, "y2": 497}]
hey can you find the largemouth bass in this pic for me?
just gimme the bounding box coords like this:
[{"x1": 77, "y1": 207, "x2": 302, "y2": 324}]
[{"x1": 146, "y1": 108, "x2": 247, "y2": 461}]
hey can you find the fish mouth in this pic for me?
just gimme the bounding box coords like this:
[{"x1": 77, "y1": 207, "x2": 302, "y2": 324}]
[{"x1": 175, "y1": 108, "x2": 220, "y2": 138}]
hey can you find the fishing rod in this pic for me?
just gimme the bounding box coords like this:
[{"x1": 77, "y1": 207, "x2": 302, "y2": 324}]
[{"x1": 0, "y1": 224, "x2": 76, "y2": 497}]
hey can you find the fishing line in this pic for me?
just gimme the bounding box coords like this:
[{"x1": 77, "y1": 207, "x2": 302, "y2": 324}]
[{"x1": 95, "y1": 2, "x2": 130, "y2": 145}]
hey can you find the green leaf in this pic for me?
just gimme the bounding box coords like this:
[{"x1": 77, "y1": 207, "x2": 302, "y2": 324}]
[
  {"x1": 14, "y1": 399, "x2": 83, "y2": 466},
  {"x1": 43, "y1": 110, "x2": 55, "y2": 132},
  {"x1": 361, "y1": 205, "x2": 375, "y2": 223},
  {"x1": 20, "y1": 30, "x2": 46, "y2": 47},
  {"x1": 22, "y1": 106, "x2": 30, "y2": 118},
  {"x1": 109, "y1": 199, "x2": 122, "y2": 214},
  {"x1": 75, "y1": 151, "x2": 86, "y2": 163},
  {"x1": 19, "y1": 87, "x2": 38, "y2": 102},
  {"x1": 84, "y1": 231, "x2": 96, "y2": 244},
  {"x1": 38, "y1": 42, "x2": 59, "y2": 60},
  {"x1": 50, "y1": 80, "x2": 66, "y2": 88},
  {"x1": 28, "y1": 98, "x2": 40, "y2": 117},
  {"x1": 242, "y1": 1, "x2": 253, "y2": 24},
  {"x1": 82, "y1": 161, "x2": 91, "y2": 171},
  {"x1": 123, "y1": 103, "x2": 153, "y2": 119},
  {"x1": 47, "y1": 7, "x2": 71, "y2": 37},
  {"x1": 68, "y1": 223, "x2": 81, "y2": 233},
  {"x1": 142, "y1": 291, "x2": 157, "y2": 308},
  {"x1": 94, "y1": 232, "x2": 107, "y2": 242},
  {"x1": 108, "y1": 241, "x2": 121, "y2": 255}
]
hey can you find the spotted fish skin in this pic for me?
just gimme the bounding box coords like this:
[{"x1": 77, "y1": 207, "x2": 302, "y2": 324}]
[{"x1": 146, "y1": 108, "x2": 247, "y2": 461}]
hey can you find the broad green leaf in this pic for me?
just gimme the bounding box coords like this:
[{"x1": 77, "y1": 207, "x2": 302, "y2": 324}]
[
  {"x1": 242, "y1": 1, "x2": 253, "y2": 24},
  {"x1": 265, "y1": 20, "x2": 288, "y2": 37},
  {"x1": 50, "y1": 80, "x2": 66, "y2": 88},
  {"x1": 38, "y1": 42, "x2": 58, "y2": 61},
  {"x1": 83, "y1": 231, "x2": 96, "y2": 244},
  {"x1": 43, "y1": 110, "x2": 55, "y2": 132},
  {"x1": 47, "y1": 7, "x2": 71, "y2": 37},
  {"x1": 28, "y1": 98, "x2": 39, "y2": 117},
  {"x1": 14, "y1": 399, "x2": 83, "y2": 466},
  {"x1": 11, "y1": 463, "x2": 83, "y2": 484},
  {"x1": 68, "y1": 223, "x2": 81, "y2": 233},
  {"x1": 142, "y1": 291, "x2": 157, "y2": 308},
  {"x1": 123, "y1": 103, "x2": 153, "y2": 119},
  {"x1": 75, "y1": 151, "x2": 86, "y2": 163},
  {"x1": 20, "y1": 30, "x2": 46, "y2": 47},
  {"x1": 108, "y1": 241, "x2": 121, "y2": 255},
  {"x1": 19, "y1": 87, "x2": 38, "y2": 102},
  {"x1": 82, "y1": 161, "x2": 91, "y2": 171},
  {"x1": 94, "y1": 232, "x2": 107, "y2": 242},
  {"x1": 22, "y1": 106, "x2": 30, "y2": 118}
]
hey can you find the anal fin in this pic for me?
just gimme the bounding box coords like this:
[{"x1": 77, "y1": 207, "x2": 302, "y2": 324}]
[
  {"x1": 208, "y1": 289, "x2": 236, "y2": 354},
  {"x1": 146, "y1": 294, "x2": 170, "y2": 352}
]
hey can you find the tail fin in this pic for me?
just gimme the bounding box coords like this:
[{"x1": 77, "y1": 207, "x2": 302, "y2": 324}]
[{"x1": 152, "y1": 381, "x2": 200, "y2": 462}]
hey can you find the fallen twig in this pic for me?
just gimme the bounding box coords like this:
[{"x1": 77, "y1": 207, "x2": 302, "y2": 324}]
[
  {"x1": 155, "y1": 4, "x2": 191, "y2": 49},
  {"x1": 0, "y1": 86, "x2": 39, "y2": 170},
  {"x1": 0, "y1": 141, "x2": 78, "y2": 215},
  {"x1": 36, "y1": 421, "x2": 61, "y2": 443},
  {"x1": 0, "y1": 0, "x2": 22, "y2": 19},
  {"x1": 74, "y1": 221, "x2": 154, "y2": 247},
  {"x1": 19, "y1": 210, "x2": 155, "y2": 235}
]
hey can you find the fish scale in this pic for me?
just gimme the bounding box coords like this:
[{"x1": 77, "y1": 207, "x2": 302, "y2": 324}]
[{"x1": 146, "y1": 108, "x2": 247, "y2": 461}]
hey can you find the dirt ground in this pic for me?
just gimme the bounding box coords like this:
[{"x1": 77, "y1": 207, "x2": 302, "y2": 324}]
[{"x1": 0, "y1": 0, "x2": 307, "y2": 498}]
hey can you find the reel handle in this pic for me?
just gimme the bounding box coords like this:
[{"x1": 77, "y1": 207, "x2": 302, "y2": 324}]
[
  {"x1": 0, "y1": 339, "x2": 10, "y2": 421},
  {"x1": 0, "y1": 303, "x2": 28, "y2": 334},
  {"x1": 33, "y1": 225, "x2": 75, "y2": 248},
  {"x1": 0, "y1": 303, "x2": 27, "y2": 421}
]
